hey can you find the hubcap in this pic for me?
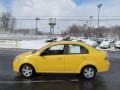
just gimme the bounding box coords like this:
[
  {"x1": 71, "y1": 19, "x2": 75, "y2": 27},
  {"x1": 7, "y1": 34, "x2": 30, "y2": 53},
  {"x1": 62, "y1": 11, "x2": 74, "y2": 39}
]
[
  {"x1": 22, "y1": 66, "x2": 33, "y2": 77},
  {"x1": 84, "y1": 67, "x2": 95, "y2": 78}
]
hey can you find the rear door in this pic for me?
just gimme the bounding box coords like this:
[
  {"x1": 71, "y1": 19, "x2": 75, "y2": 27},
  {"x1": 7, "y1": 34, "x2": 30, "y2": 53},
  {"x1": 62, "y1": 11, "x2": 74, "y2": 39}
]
[{"x1": 65, "y1": 44, "x2": 89, "y2": 73}]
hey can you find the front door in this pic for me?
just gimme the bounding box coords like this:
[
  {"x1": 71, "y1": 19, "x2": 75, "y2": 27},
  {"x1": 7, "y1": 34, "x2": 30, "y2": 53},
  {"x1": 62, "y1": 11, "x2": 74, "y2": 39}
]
[{"x1": 37, "y1": 45, "x2": 65, "y2": 73}]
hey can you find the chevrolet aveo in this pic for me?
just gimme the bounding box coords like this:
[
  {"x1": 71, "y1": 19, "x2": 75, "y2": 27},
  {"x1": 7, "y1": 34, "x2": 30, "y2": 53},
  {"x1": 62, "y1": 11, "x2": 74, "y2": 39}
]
[{"x1": 13, "y1": 41, "x2": 110, "y2": 79}]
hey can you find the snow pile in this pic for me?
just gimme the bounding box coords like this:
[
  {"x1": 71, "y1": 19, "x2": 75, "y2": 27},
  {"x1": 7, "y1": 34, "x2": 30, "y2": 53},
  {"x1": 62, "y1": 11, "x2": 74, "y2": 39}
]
[{"x1": 19, "y1": 39, "x2": 48, "y2": 49}]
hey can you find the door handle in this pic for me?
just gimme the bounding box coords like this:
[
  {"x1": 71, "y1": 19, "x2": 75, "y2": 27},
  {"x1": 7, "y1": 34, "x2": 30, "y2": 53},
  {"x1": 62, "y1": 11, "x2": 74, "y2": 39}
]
[
  {"x1": 81, "y1": 57, "x2": 87, "y2": 59},
  {"x1": 56, "y1": 58, "x2": 63, "y2": 60}
]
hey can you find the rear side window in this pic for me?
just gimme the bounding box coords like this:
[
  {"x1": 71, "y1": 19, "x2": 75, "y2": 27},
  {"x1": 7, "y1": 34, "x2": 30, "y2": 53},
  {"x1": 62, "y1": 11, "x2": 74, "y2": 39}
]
[{"x1": 68, "y1": 45, "x2": 89, "y2": 54}]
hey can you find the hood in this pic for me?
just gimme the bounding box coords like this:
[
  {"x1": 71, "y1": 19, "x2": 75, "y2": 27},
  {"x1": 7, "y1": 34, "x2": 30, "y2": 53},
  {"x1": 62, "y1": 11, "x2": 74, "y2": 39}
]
[{"x1": 18, "y1": 51, "x2": 33, "y2": 57}]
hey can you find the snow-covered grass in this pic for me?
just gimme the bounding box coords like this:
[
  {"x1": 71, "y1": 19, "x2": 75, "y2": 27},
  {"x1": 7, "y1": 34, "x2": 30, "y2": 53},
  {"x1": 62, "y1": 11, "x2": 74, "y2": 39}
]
[
  {"x1": 0, "y1": 33, "x2": 48, "y2": 40},
  {"x1": 19, "y1": 39, "x2": 48, "y2": 49}
]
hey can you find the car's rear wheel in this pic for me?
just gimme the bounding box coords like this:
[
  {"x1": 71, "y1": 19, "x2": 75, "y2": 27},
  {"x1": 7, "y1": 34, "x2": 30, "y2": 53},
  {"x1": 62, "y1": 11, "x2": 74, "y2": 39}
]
[
  {"x1": 20, "y1": 64, "x2": 35, "y2": 78},
  {"x1": 81, "y1": 65, "x2": 97, "y2": 79}
]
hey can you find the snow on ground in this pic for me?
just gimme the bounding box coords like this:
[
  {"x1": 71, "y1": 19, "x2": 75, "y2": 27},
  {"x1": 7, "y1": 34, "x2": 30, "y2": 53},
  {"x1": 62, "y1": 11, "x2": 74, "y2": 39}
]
[
  {"x1": 0, "y1": 39, "x2": 49, "y2": 49},
  {"x1": 0, "y1": 33, "x2": 48, "y2": 40}
]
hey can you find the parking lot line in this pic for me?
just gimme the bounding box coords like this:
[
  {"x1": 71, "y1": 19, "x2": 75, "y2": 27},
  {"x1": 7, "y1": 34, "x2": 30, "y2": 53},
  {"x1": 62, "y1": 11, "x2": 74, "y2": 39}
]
[
  {"x1": 0, "y1": 81, "x2": 53, "y2": 84},
  {"x1": 0, "y1": 79, "x2": 77, "y2": 84},
  {"x1": 0, "y1": 79, "x2": 80, "y2": 84}
]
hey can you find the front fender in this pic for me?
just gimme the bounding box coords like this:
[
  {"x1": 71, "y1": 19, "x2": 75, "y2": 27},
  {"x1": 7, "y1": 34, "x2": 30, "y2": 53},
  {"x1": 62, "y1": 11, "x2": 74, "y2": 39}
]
[{"x1": 18, "y1": 57, "x2": 38, "y2": 72}]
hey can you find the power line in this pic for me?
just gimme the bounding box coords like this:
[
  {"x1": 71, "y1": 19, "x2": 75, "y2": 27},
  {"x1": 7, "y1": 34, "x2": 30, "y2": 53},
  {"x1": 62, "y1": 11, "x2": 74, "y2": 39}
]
[
  {"x1": 55, "y1": 18, "x2": 120, "y2": 21},
  {"x1": 13, "y1": 15, "x2": 120, "y2": 18},
  {"x1": 2, "y1": 18, "x2": 120, "y2": 21}
]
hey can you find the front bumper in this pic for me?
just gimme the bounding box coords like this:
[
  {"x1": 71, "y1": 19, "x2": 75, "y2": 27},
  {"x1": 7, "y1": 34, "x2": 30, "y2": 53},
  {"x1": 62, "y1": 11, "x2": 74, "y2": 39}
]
[{"x1": 13, "y1": 60, "x2": 21, "y2": 73}]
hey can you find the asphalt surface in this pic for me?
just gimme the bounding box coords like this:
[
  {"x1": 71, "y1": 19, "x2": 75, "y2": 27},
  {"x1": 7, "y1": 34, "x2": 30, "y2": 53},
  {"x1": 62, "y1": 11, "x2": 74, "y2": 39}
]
[{"x1": 0, "y1": 48, "x2": 120, "y2": 90}]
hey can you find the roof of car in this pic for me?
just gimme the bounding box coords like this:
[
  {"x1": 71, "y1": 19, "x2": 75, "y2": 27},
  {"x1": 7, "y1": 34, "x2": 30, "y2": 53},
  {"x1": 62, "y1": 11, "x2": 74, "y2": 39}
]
[
  {"x1": 37, "y1": 41, "x2": 96, "y2": 53},
  {"x1": 49, "y1": 41, "x2": 85, "y2": 45}
]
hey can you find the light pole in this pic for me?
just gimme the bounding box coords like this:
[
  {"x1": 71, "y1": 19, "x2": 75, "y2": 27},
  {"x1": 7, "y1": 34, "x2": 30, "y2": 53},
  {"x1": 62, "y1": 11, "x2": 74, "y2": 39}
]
[
  {"x1": 97, "y1": 3, "x2": 102, "y2": 37},
  {"x1": 89, "y1": 16, "x2": 93, "y2": 36},
  {"x1": 97, "y1": 3, "x2": 102, "y2": 28},
  {"x1": 35, "y1": 17, "x2": 40, "y2": 34}
]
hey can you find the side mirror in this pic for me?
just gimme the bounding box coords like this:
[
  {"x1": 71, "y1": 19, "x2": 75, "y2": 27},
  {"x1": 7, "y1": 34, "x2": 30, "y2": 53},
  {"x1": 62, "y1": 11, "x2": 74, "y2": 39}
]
[
  {"x1": 40, "y1": 49, "x2": 49, "y2": 56},
  {"x1": 40, "y1": 52, "x2": 45, "y2": 56}
]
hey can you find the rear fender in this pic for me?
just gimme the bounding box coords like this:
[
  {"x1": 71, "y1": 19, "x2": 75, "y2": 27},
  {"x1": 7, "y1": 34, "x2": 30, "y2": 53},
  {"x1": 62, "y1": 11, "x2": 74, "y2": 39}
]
[{"x1": 78, "y1": 61, "x2": 98, "y2": 73}]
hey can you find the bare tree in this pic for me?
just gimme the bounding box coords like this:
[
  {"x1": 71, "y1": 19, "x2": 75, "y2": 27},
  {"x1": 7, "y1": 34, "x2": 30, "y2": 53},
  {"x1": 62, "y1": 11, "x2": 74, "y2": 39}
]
[
  {"x1": 0, "y1": 12, "x2": 16, "y2": 33},
  {"x1": 63, "y1": 25, "x2": 81, "y2": 36},
  {"x1": 62, "y1": 25, "x2": 120, "y2": 39}
]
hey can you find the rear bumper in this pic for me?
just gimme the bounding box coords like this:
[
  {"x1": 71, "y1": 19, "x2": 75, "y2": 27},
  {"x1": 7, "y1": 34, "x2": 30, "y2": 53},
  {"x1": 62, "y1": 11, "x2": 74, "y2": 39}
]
[{"x1": 98, "y1": 60, "x2": 110, "y2": 72}]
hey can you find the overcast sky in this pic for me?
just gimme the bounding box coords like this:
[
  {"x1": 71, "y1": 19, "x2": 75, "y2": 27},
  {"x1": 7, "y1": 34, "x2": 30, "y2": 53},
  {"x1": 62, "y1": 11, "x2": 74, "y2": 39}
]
[
  {"x1": 0, "y1": 0, "x2": 120, "y2": 32},
  {"x1": 0, "y1": 0, "x2": 119, "y2": 17}
]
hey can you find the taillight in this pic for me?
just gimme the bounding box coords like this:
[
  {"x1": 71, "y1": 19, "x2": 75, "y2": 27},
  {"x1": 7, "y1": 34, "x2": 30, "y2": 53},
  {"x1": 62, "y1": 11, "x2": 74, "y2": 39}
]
[
  {"x1": 105, "y1": 56, "x2": 107, "y2": 60},
  {"x1": 105, "y1": 52, "x2": 108, "y2": 60}
]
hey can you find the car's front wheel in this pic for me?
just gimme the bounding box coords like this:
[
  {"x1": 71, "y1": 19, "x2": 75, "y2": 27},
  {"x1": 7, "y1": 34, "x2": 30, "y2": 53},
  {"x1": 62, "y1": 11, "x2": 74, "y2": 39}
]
[
  {"x1": 20, "y1": 64, "x2": 35, "y2": 78},
  {"x1": 81, "y1": 65, "x2": 97, "y2": 79}
]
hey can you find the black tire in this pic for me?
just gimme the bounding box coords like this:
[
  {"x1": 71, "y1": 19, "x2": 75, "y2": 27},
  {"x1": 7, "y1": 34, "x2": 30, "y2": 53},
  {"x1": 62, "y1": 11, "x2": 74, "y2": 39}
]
[
  {"x1": 20, "y1": 64, "x2": 35, "y2": 78},
  {"x1": 81, "y1": 65, "x2": 97, "y2": 79}
]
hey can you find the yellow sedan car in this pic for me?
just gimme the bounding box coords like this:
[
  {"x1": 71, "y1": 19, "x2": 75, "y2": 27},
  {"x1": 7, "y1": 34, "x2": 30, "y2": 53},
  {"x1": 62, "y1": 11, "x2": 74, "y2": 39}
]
[{"x1": 13, "y1": 41, "x2": 110, "y2": 79}]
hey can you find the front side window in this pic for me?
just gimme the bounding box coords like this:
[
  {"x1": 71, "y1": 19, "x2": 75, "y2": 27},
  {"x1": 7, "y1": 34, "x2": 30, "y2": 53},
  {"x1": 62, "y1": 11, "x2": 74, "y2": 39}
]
[
  {"x1": 68, "y1": 45, "x2": 89, "y2": 54},
  {"x1": 50, "y1": 45, "x2": 64, "y2": 51},
  {"x1": 42, "y1": 45, "x2": 64, "y2": 55}
]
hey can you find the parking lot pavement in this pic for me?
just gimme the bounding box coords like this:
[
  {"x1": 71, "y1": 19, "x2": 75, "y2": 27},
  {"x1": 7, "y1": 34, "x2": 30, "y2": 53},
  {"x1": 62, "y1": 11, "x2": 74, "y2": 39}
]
[{"x1": 0, "y1": 49, "x2": 120, "y2": 90}]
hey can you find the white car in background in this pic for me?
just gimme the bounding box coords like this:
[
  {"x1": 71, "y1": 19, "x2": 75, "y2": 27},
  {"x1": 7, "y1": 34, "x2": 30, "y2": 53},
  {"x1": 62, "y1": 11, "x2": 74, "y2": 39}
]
[
  {"x1": 57, "y1": 37, "x2": 63, "y2": 41},
  {"x1": 84, "y1": 39, "x2": 98, "y2": 48},
  {"x1": 79, "y1": 37, "x2": 88, "y2": 42},
  {"x1": 115, "y1": 41, "x2": 120, "y2": 49},
  {"x1": 100, "y1": 40, "x2": 111, "y2": 49}
]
